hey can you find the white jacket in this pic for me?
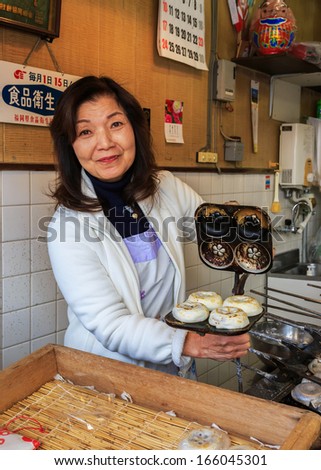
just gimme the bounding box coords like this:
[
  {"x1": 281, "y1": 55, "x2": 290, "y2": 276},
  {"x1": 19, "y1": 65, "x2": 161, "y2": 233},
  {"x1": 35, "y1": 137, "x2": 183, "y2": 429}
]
[{"x1": 47, "y1": 170, "x2": 203, "y2": 373}]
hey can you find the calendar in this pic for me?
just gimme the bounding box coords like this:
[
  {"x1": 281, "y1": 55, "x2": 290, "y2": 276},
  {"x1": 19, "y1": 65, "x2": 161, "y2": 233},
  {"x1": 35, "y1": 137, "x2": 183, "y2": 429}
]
[{"x1": 157, "y1": 0, "x2": 208, "y2": 70}]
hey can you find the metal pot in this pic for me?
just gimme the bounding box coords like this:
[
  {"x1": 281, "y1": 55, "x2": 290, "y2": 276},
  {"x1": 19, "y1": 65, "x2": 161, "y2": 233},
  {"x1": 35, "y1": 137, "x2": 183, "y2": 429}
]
[{"x1": 250, "y1": 319, "x2": 314, "y2": 364}]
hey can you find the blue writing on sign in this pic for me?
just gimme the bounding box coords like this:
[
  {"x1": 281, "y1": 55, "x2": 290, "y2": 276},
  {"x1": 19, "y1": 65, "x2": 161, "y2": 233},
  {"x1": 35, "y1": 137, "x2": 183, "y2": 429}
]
[{"x1": 2, "y1": 84, "x2": 63, "y2": 116}]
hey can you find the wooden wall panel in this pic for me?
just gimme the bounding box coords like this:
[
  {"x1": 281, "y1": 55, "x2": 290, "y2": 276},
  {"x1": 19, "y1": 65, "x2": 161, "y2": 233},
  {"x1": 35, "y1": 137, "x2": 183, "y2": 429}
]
[{"x1": 0, "y1": 0, "x2": 320, "y2": 170}]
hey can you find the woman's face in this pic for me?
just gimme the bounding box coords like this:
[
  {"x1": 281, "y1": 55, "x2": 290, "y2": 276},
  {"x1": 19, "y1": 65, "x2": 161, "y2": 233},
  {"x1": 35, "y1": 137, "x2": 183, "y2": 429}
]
[{"x1": 72, "y1": 95, "x2": 136, "y2": 182}]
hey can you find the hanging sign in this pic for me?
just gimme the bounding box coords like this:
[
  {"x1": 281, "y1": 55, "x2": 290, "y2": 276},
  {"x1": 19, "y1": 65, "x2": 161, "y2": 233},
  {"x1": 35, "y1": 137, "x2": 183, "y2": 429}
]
[
  {"x1": 157, "y1": 0, "x2": 208, "y2": 71},
  {"x1": 0, "y1": 61, "x2": 80, "y2": 127}
]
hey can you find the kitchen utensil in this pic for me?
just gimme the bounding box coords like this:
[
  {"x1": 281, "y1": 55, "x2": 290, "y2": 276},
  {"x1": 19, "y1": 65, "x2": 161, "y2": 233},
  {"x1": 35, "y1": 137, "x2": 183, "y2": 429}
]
[
  {"x1": 271, "y1": 170, "x2": 281, "y2": 213},
  {"x1": 250, "y1": 319, "x2": 314, "y2": 364},
  {"x1": 251, "y1": 80, "x2": 259, "y2": 153},
  {"x1": 308, "y1": 358, "x2": 321, "y2": 376},
  {"x1": 291, "y1": 381, "x2": 321, "y2": 407},
  {"x1": 249, "y1": 347, "x2": 321, "y2": 387},
  {"x1": 262, "y1": 303, "x2": 321, "y2": 322},
  {"x1": 238, "y1": 361, "x2": 279, "y2": 382},
  {"x1": 195, "y1": 203, "x2": 273, "y2": 276},
  {"x1": 165, "y1": 310, "x2": 264, "y2": 337},
  {"x1": 267, "y1": 286, "x2": 321, "y2": 305},
  {"x1": 251, "y1": 289, "x2": 321, "y2": 319}
]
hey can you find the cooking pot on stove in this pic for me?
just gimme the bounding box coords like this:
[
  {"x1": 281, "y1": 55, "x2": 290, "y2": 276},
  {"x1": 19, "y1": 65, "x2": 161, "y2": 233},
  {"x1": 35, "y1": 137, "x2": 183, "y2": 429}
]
[{"x1": 250, "y1": 319, "x2": 314, "y2": 365}]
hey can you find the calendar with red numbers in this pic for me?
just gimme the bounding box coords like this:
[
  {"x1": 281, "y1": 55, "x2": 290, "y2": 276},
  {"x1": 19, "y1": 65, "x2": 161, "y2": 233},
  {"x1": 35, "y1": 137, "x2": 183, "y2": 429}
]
[{"x1": 157, "y1": 0, "x2": 208, "y2": 70}]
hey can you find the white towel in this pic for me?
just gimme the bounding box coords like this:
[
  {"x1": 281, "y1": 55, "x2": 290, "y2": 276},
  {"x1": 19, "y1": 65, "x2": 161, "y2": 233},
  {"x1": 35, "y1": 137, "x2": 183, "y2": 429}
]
[{"x1": 307, "y1": 117, "x2": 321, "y2": 188}]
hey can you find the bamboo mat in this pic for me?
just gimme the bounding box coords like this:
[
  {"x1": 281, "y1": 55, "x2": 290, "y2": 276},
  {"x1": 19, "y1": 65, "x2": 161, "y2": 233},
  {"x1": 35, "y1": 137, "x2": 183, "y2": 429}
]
[{"x1": 0, "y1": 379, "x2": 268, "y2": 450}]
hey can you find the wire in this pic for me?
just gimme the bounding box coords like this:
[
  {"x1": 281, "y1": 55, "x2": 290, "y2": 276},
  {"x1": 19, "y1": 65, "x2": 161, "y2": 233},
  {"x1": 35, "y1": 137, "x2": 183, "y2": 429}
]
[{"x1": 218, "y1": 101, "x2": 241, "y2": 142}]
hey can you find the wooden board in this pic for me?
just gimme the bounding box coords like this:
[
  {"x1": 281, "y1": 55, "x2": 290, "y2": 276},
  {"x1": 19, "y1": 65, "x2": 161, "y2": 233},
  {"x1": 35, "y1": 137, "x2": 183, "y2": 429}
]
[
  {"x1": 0, "y1": 344, "x2": 320, "y2": 449},
  {"x1": 0, "y1": 0, "x2": 321, "y2": 170}
]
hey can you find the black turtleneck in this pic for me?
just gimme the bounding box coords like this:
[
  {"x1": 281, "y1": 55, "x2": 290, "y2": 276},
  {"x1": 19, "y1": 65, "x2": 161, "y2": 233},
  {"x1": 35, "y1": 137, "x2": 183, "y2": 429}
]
[{"x1": 86, "y1": 169, "x2": 149, "y2": 238}]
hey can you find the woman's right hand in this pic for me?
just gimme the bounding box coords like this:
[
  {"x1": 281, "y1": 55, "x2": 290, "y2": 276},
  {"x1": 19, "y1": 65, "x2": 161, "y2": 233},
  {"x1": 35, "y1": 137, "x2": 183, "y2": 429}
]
[{"x1": 183, "y1": 331, "x2": 251, "y2": 361}]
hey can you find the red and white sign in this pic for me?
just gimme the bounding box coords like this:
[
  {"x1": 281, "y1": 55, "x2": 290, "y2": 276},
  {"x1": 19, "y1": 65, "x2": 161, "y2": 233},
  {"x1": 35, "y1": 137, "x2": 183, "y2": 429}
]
[{"x1": 0, "y1": 61, "x2": 80, "y2": 127}]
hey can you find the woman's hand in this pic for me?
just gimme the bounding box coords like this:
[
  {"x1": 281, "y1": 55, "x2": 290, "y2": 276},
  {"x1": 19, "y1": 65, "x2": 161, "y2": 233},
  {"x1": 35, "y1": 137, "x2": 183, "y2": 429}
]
[{"x1": 183, "y1": 331, "x2": 251, "y2": 361}]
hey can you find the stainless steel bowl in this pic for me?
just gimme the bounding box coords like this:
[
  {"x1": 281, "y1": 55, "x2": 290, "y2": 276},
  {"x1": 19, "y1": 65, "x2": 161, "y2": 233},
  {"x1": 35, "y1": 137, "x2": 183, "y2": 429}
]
[{"x1": 250, "y1": 319, "x2": 314, "y2": 362}]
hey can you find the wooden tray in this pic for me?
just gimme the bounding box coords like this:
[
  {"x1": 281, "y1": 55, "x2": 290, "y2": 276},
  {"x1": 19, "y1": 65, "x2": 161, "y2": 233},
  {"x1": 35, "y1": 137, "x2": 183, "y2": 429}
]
[{"x1": 0, "y1": 344, "x2": 321, "y2": 450}]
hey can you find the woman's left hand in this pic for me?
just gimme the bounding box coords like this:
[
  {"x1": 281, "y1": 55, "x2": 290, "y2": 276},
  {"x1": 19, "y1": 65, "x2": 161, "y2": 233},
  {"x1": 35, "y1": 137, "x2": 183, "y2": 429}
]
[{"x1": 183, "y1": 331, "x2": 251, "y2": 361}]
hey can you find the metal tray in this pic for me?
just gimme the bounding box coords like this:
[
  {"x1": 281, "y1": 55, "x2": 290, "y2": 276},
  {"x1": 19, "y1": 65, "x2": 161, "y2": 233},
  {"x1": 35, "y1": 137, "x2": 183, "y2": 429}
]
[
  {"x1": 165, "y1": 310, "x2": 265, "y2": 336},
  {"x1": 195, "y1": 203, "x2": 273, "y2": 275}
]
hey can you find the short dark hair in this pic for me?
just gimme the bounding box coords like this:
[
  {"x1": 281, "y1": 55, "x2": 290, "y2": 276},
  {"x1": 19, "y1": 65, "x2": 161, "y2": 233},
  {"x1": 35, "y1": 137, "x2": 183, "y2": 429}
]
[{"x1": 50, "y1": 75, "x2": 159, "y2": 211}]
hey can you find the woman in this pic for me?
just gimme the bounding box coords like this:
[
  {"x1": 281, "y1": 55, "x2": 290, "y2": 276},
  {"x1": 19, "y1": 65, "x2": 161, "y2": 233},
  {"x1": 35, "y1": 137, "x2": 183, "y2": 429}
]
[{"x1": 48, "y1": 75, "x2": 250, "y2": 378}]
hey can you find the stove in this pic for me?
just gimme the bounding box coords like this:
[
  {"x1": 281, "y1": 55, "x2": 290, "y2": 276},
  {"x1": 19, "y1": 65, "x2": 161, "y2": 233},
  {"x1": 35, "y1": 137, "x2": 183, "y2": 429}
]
[{"x1": 244, "y1": 334, "x2": 321, "y2": 414}]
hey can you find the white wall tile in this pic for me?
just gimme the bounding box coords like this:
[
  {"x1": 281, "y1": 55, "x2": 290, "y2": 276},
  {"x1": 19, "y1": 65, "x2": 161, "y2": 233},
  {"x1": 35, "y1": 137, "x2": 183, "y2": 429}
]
[
  {"x1": 57, "y1": 298, "x2": 68, "y2": 331},
  {"x1": 2, "y1": 308, "x2": 30, "y2": 347},
  {"x1": 2, "y1": 171, "x2": 29, "y2": 206},
  {"x1": 56, "y1": 330, "x2": 65, "y2": 345},
  {"x1": 198, "y1": 173, "x2": 213, "y2": 196},
  {"x1": 0, "y1": 172, "x2": 3, "y2": 207},
  {"x1": 185, "y1": 265, "x2": 198, "y2": 292},
  {"x1": 30, "y1": 171, "x2": 56, "y2": 204},
  {"x1": 31, "y1": 302, "x2": 56, "y2": 339},
  {"x1": 220, "y1": 174, "x2": 232, "y2": 195},
  {"x1": 183, "y1": 242, "x2": 199, "y2": 268},
  {"x1": 31, "y1": 239, "x2": 51, "y2": 272},
  {"x1": 206, "y1": 363, "x2": 220, "y2": 386},
  {"x1": 2, "y1": 206, "x2": 30, "y2": 241},
  {"x1": 31, "y1": 270, "x2": 56, "y2": 306},
  {"x1": 2, "y1": 240, "x2": 30, "y2": 277},
  {"x1": 2, "y1": 274, "x2": 30, "y2": 312},
  {"x1": 197, "y1": 263, "x2": 211, "y2": 288},
  {"x1": 3, "y1": 342, "x2": 30, "y2": 369},
  {"x1": 31, "y1": 336, "x2": 56, "y2": 353},
  {"x1": 232, "y1": 174, "x2": 244, "y2": 194},
  {"x1": 30, "y1": 204, "x2": 55, "y2": 239},
  {"x1": 185, "y1": 173, "x2": 200, "y2": 193}
]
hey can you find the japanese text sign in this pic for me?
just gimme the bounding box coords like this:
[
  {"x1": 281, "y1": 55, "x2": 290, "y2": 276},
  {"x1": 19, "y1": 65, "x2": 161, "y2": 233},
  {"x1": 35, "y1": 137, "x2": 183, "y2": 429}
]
[{"x1": 0, "y1": 61, "x2": 80, "y2": 127}]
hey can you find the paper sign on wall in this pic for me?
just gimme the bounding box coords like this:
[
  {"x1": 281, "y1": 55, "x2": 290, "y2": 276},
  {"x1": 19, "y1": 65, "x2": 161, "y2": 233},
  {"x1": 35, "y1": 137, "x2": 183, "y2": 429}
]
[
  {"x1": 164, "y1": 99, "x2": 184, "y2": 143},
  {"x1": 157, "y1": 0, "x2": 208, "y2": 70},
  {"x1": 0, "y1": 61, "x2": 80, "y2": 127}
]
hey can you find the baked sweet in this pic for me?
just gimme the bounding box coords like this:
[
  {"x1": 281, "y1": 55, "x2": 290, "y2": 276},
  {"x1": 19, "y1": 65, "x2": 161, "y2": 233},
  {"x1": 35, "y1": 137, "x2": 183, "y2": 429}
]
[
  {"x1": 223, "y1": 295, "x2": 263, "y2": 317},
  {"x1": 172, "y1": 301, "x2": 209, "y2": 323},
  {"x1": 178, "y1": 427, "x2": 231, "y2": 450},
  {"x1": 187, "y1": 291, "x2": 223, "y2": 311},
  {"x1": 208, "y1": 307, "x2": 250, "y2": 330}
]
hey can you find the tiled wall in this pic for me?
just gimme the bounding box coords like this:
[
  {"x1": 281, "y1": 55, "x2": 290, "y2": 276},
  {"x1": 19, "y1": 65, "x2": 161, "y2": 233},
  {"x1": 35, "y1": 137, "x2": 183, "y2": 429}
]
[
  {"x1": 1, "y1": 170, "x2": 320, "y2": 391},
  {"x1": 0, "y1": 171, "x2": 67, "y2": 369}
]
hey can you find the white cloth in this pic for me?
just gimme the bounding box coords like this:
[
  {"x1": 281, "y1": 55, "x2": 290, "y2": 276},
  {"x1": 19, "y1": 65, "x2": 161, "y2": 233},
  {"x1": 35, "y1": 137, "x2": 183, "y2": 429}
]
[
  {"x1": 307, "y1": 117, "x2": 321, "y2": 188},
  {"x1": 124, "y1": 226, "x2": 175, "y2": 319},
  {"x1": 47, "y1": 170, "x2": 204, "y2": 375}
]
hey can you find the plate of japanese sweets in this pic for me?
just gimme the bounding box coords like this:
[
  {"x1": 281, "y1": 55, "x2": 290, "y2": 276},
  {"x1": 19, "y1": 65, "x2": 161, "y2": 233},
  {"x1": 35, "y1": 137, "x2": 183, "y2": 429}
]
[
  {"x1": 165, "y1": 291, "x2": 265, "y2": 336},
  {"x1": 194, "y1": 203, "x2": 273, "y2": 275}
]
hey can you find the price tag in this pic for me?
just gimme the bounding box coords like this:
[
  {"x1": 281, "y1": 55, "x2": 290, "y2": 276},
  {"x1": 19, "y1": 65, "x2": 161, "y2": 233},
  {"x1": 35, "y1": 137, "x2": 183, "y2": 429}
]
[{"x1": 157, "y1": 0, "x2": 208, "y2": 70}]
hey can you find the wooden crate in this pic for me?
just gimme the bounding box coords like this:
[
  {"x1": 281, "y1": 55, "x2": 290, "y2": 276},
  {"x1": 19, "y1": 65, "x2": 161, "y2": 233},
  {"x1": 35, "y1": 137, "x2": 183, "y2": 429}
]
[{"x1": 0, "y1": 344, "x2": 320, "y2": 450}]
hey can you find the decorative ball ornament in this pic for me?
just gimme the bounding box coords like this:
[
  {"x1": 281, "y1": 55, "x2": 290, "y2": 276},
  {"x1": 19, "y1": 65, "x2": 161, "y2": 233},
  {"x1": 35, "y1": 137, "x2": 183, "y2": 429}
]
[
  {"x1": 250, "y1": 1, "x2": 297, "y2": 56},
  {"x1": 252, "y1": 17, "x2": 295, "y2": 55}
]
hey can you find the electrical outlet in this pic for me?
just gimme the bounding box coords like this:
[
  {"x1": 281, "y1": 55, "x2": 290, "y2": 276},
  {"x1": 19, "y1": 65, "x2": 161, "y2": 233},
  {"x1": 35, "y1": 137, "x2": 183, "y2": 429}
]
[{"x1": 196, "y1": 151, "x2": 218, "y2": 163}]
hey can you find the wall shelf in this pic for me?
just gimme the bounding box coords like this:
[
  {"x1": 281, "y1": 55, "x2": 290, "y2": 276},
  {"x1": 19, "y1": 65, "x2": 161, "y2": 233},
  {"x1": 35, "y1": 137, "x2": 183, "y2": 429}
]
[
  {"x1": 233, "y1": 54, "x2": 321, "y2": 76},
  {"x1": 234, "y1": 54, "x2": 321, "y2": 121}
]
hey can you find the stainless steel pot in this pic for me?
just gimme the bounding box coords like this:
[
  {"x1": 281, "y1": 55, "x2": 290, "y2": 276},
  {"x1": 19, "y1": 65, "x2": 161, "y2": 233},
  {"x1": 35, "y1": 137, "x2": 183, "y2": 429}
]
[{"x1": 250, "y1": 319, "x2": 314, "y2": 364}]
